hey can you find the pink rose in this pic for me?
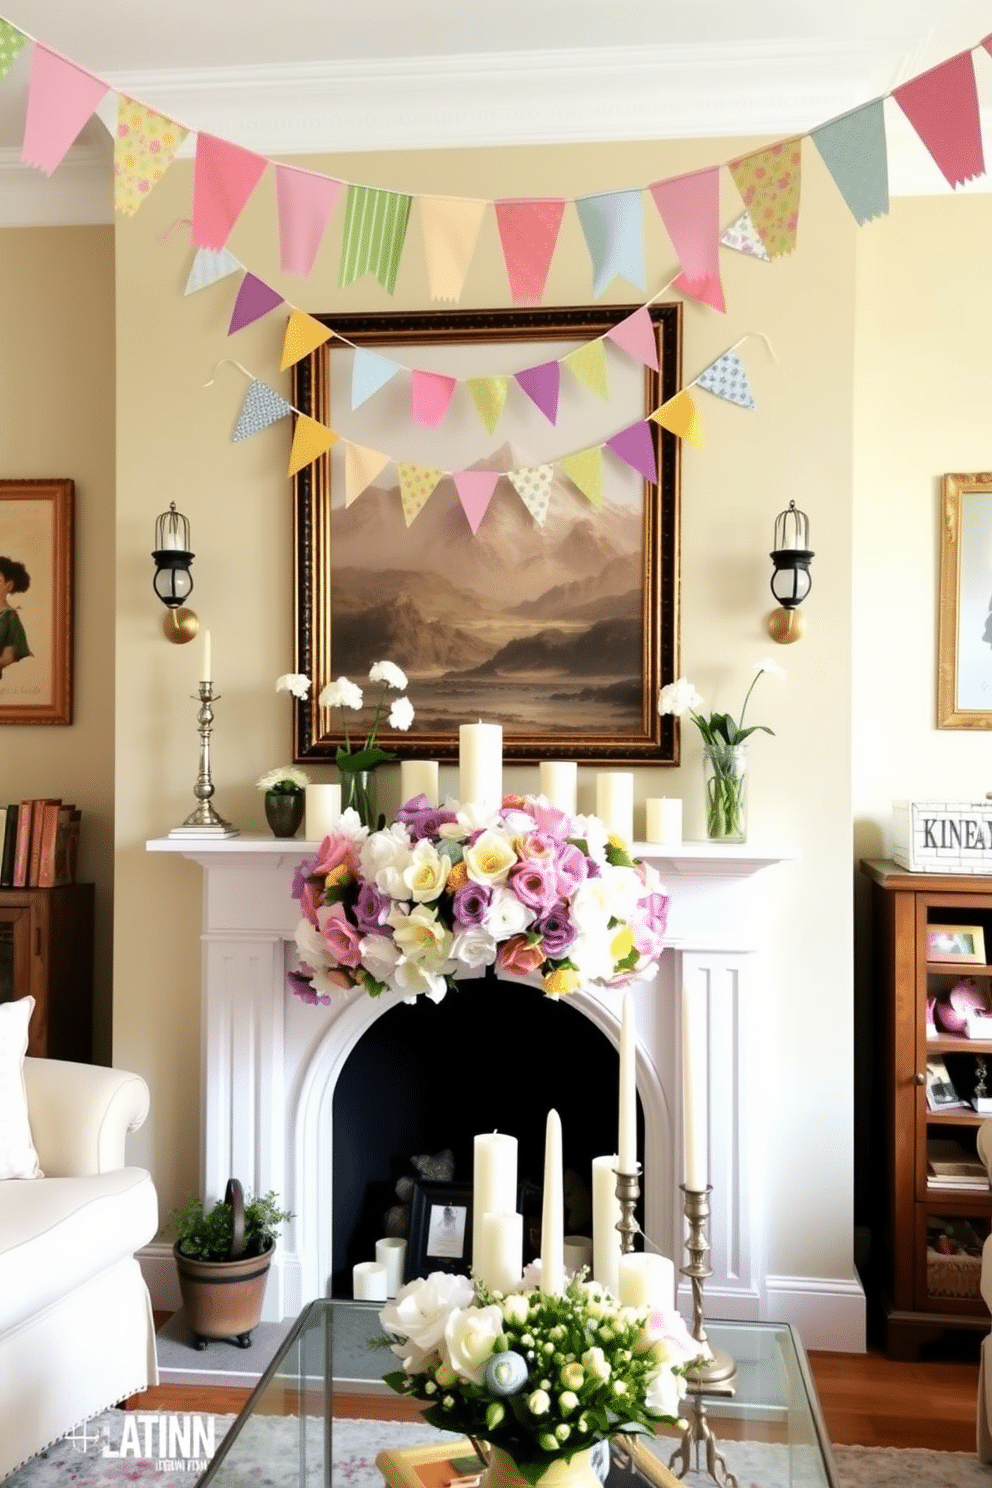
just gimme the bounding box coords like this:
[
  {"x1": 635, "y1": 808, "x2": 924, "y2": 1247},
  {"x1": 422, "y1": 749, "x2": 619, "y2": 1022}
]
[
  {"x1": 515, "y1": 830, "x2": 557, "y2": 864},
  {"x1": 314, "y1": 832, "x2": 361, "y2": 879},
  {"x1": 526, "y1": 800, "x2": 573, "y2": 837},
  {"x1": 554, "y1": 842, "x2": 589, "y2": 896},
  {"x1": 321, "y1": 904, "x2": 363, "y2": 968},
  {"x1": 508, "y1": 858, "x2": 560, "y2": 912},
  {"x1": 497, "y1": 935, "x2": 546, "y2": 978}
]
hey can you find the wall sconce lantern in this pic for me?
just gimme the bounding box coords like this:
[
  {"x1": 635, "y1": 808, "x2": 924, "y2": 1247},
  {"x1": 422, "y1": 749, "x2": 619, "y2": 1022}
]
[
  {"x1": 767, "y1": 500, "x2": 814, "y2": 644},
  {"x1": 152, "y1": 501, "x2": 199, "y2": 644}
]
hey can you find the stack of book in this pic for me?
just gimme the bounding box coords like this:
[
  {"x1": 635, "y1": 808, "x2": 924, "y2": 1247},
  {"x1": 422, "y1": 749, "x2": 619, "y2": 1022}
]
[
  {"x1": 0, "y1": 798, "x2": 81, "y2": 888},
  {"x1": 926, "y1": 1137, "x2": 991, "y2": 1191}
]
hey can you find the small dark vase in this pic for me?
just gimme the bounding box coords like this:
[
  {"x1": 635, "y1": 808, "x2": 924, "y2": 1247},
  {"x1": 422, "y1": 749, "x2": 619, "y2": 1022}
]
[{"x1": 264, "y1": 788, "x2": 305, "y2": 839}]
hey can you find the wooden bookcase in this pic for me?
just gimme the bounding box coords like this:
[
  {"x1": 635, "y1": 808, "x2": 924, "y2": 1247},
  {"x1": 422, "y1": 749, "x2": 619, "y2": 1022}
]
[
  {"x1": 863, "y1": 858, "x2": 992, "y2": 1357},
  {"x1": 0, "y1": 883, "x2": 94, "y2": 1062}
]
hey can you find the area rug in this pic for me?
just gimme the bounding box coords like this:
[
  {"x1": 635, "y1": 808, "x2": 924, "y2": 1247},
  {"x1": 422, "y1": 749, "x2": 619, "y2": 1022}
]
[{"x1": 2, "y1": 1413, "x2": 989, "y2": 1488}]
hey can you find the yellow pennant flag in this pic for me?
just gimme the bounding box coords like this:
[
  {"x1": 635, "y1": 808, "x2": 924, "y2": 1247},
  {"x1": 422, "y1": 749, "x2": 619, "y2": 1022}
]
[
  {"x1": 397, "y1": 463, "x2": 444, "y2": 527},
  {"x1": 559, "y1": 447, "x2": 604, "y2": 508},
  {"x1": 281, "y1": 311, "x2": 333, "y2": 370},
  {"x1": 114, "y1": 97, "x2": 188, "y2": 216},
  {"x1": 562, "y1": 340, "x2": 609, "y2": 400},
  {"x1": 467, "y1": 376, "x2": 509, "y2": 435},
  {"x1": 345, "y1": 443, "x2": 391, "y2": 506},
  {"x1": 508, "y1": 465, "x2": 554, "y2": 527},
  {"x1": 419, "y1": 196, "x2": 487, "y2": 302},
  {"x1": 288, "y1": 417, "x2": 338, "y2": 477},
  {"x1": 651, "y1": 391, "x2": 704, "y2": 449},
  {"x1": 728, "y1": 141, "x2": 802, "y2": 258}
]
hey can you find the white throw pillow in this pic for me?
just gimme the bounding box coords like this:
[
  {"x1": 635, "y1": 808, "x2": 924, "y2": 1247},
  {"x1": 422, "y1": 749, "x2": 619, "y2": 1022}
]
[{"x1": 0, "y1": 996, "x2": 42, "y2": 1179}]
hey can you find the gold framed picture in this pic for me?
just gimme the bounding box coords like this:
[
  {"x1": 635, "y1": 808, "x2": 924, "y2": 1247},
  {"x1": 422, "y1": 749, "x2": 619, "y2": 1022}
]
[
  {"x1": 926, "y1": 923, "x2": 987, "y2": 964},
  {"x1": 937, "y1": 471, "x2": 992, "y2": 728},
  {"x1": 0, "y1": 479, "x2": 73, "y2": 726}
]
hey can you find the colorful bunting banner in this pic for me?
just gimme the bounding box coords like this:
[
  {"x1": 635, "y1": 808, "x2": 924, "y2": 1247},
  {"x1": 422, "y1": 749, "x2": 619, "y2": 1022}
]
[
  {"x1": 351, "y1": 348, "x2": 402, "y2": 410},
  {"x1": 650, "y1": 168, "x2": 725, "y2": 311},
  {"x1": 411, "y1": 370, "x2": 457, "y2": 428},
  {"x1": 893, "y1": 50, "x2": 985, "y2": 188},
  {"x1": 695, "y1": 351, "x2": 755, "y2": 409},
  {"x1": 192, "y1": 134, "x2": 268, "y2": 250},
  {"x1": 289, "y1": 417, "x2": 338, "y2": 477},
  {"x1": 21, "y1": 46, "x2": 108, "y2": 176},
  {"x1": 719, "y1": 212, "x2": 771, "y2": 260},
  {"x1": 467, "y1": 376, "x2": 509, "y2": 435},
  {"x1": 494, "y1": 198, "x2": 566, "y2": 303},
  {"x1": 419, "y1": 196, "x2": 487, "y2": 302},
  {"x1": 0, "y1": 18, "x2": 26, "y2": 80},
  {"x1": 339, "y1": 185, "x2": 412, "y2": 295},
  {"x1": 651, "y1": 391, "x2": 704, "y2": 448},
  {"x1": 453, "y1": 470, "x2": 500, "y2": 534},
  {"x1": 562, "y1": 340, "x2": 609, "y2": 399},
  {"x1": 184, "y1": 247, "x2": 242, "y2": 295},
  {"x1": 398, "y1": 463, "x2": 444, "y2": 527},
  {"x1": 515, "y1": 361, "x2": 561, "y2": 425},
  {"x1": 810, "y1": 101, "x2": 889, "y2": 226},
  {"x1": 228, "y1": 273, "x2": 284, "y2": 335},
  {"x1": 281, "y1": 310, "x2": 333, "y2": 370},
  {"x1": 345, "y1": 443, "x2": 391, "y2": 506},
  {"x1": 276, "y1": 164, "x2": 343, "y2": 276},
  {"x1": 575, "y1": 190, "x2": 646, "y2": 297},
  {"x1": 606, "y1": 422, "x2": 657, "y2": 482},
  {"x1": 605, "y1": 307, "x2": 658, "y2": 370},
  {"x1": 232, "y1": 380, "x2": 293, "y2": 442},
  {"x1": 559, "y1": 447, "x2": 604, "y2": 508},
  {"x1": 729, "y1": 141, "x2": 802, "y2": 258},
  {"x1": 114, "y1": 98, "x2": 188, "y2": 216},
  {"x1": 508, "y1": 465, "x2": 554, "y2": 526}
]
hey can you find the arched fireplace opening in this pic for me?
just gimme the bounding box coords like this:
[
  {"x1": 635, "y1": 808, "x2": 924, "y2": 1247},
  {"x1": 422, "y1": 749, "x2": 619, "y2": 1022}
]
[{"x1": 330, "y1": 977, "x2": 643, "y2": 1295}]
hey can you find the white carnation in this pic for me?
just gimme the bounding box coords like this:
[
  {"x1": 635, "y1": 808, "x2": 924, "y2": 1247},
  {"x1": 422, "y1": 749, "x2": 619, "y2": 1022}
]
[
  {"x1": 369, "y1": 660, "x2": 408, "y2": 690},
  {"x1": 319, "y1": 676, "x2": 363, "y2": 710}
]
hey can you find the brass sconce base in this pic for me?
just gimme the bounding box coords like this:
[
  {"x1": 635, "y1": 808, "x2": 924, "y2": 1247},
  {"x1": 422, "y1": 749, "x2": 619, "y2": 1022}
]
[
  {"x1": 163, "y1": 607, "x2": 200, "y2": 644},
  {"x1": 767, "y1": 606, "x2": 806, "y2": 644}
]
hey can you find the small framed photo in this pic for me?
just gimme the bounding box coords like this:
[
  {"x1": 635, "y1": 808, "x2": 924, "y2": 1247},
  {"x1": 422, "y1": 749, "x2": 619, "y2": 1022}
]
[
  {"x1": 406, "y1": 1180, "x2": 472, "y2": 1282},
  {"x1": 926, "y1": 924, "x2": 987, "y2": 964}
]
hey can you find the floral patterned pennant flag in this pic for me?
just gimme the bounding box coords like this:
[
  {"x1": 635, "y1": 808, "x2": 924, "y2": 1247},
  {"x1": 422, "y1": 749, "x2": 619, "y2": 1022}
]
[
  {"x1": 288, "y1": 417, "x2": 338, "y2": 477},
  {"x1": 452, "y1": 470, "x2": 500, "y2": 534},
  {"x1": 397, "y1": 464, "x2": 444, "y2": 527},
  {"x1": 232, "y1": 380, "x2": 293, "y2": 443},
  {"x1": 575, "y1": 190, "x2": 646, "y2": 297},
  {"x1": 22, "y1": 46, "x2": 108, "y2": 175},
  {"x1": 515, "y1": 361, "x2": 561, "y2": 425},
  {"x1": 184, "y1": 247, "x2": 242, "y2": 295},
  {"x1": 649, "y1": 167, "x2": 725, "y2": 311},
  {"x1": 276, "y1": 164, "x2": 343, "y2": 276},
  {"x1": 411, "y1": 370, "x2": 457, "y2": 428},
  {"x1": 719, "y1": 212, "x2": 771, "y2": 260},
  {"x1": 0, "y1": 20, "x2": 28, "y2": 81},
  {"x1": 420, "y1": 196, "x2": 487, "y2": 302},
  {"x1": 339, "y1": 185, "x2": 413, "y2": 295},
  {"x1": 605, "y1": 306, "x2": 658, "y2": 370},
  {"x1": 810, "y1": 101, "x2": 889, "y2": 225},
  {"x1": 695, "y1": 351, "x2": 755, "y2": 409},
  {"x1": 728, "y1": 141, "x2": 802, "y2": 258},
  {"x1": 228, "y1": 273, "x2": 284, "y2": 334},
  {"x1": 562, "y1": 339, "x2": 609, "y2": 399},
  {"x1": 467, "y1": 376, "x2": 509, "y2": 434},
  {"x1": 345, "y1": 443, "x2": 391, "y2": 506},
  {"x1": 114, "y1": 98, "x2": 188, "y2": 215},
  {"x1": 606, "y1": 421, "x2": 657, "y2": 483},
  {"x1": 280, "y1": 310, "x2": 333, "y2": 371},
  {"x1": 893, "y1": 50, "x2": 985, "y2": 188},
  {"x1": 508, "y1": 465, "x2": 554, "y2": 526},
  {"x1": 651, "y1": 390, "x2": 704, "y2": 448},
  {"x1": 494, "y1": 198, "x2": 566, "y2": 303},
  {"x1": 351, "y1": 348, "x2": 401, "y2": 410},
  {"x1": 192, "y1": 133, "x2": 268, "y2": 249},
  {"x1": 559, "y1": 447, "x2": 604, "y2": 509}
]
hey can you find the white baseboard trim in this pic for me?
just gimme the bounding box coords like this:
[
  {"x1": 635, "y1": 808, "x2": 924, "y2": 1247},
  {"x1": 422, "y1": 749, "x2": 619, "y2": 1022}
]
[
  {"x1": 139, "y1": 1242, "x2": 182, "y2": 1313},
  {"x1": 764, "y1": 1273, "x2": 866, "y2": 1353}
]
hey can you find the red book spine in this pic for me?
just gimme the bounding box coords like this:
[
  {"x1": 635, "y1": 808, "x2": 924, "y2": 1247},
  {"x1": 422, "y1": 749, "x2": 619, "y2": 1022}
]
[{"x1": 12, "y1": 800, "x2": 34, "y2": 888}]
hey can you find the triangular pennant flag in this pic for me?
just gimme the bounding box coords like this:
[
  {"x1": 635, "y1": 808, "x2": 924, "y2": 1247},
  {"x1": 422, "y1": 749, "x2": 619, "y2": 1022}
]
[
  {"x1": 232, "y1": 380, "x2": 293, "y2": 443},
  {"x1": 281, "y1": 310, "x2": 333, "y2": 370},
  {"x1": 719, "y1": 211, "x2": 771, "y2": 260},
  {"x1": 494, "y1": 199, "x2": 566, "y2": 303},
  {"x1": 397, "y1": 464, "x2": 444, "y2": 527},
  {"x1": 228, "y1": 273, "x2": 284, "y2": 335},
  {"x1": 650, "y1": 168, "x2": 725, "y2": 312},
  {"x1": 351, "y1": 348, "x2": 402, "y2": 410},
  {"x1": 605, "y1": 307, "x2": 658, "y2": 370},
  {"x1": 695, "y1": 351, "x2": 755, "y2": 409},
  {"x1": 340, "y1": 185, "x2": 413, "y2": 295},
  {"x1": 184, "y1": 246, "x2": 243, "y2": 295},
  {"x1": 559, "y1": 447, "x2": 604, "y2": 509},
  {"x1": 452, "y1": 470, "x2": 501, "y2": 535},
  {"x1": 515, "y1": 361, "x2": 561, "y2": 425},
  {"x1": 729, "y1": 141, "x2": 802, "y2": 258},
  {"x1": 0, "y1": 21, "x2": 28, "y2": 81},
  {"x1": 276, "y1": 164, "x2": 343, "y2": 276},
  {"x1": 574, "y1": 190, "x2": 647, "y2": 297},
  {"x1": 419, "y1": 196, "x2": 487, "y2": 302},
  {"x1": 651, "y1": 391, "x2": 704, "y2": 449},
  {"x1": 288, "y1": 417, "x2": 338, "y2": 478},
  {"x1": 893, "y1": 51, "x2": 984, "y2": 188},
  {"x1": 114, "y1": 98, "x2": 188, "y2": 216},
  {"x1": 507, "y1": 465, "x2": 554, "y2": 526},
  {"x1": 467, "y1": 376, "x2": 509, "y2": 434},
  {"x1": 562, "y1": 340, "x2": 609, "y2": 399},
  {"x1": 411, "y1": 370, "x2": 457, "y2": 428},
  {"x1": 192, "y1": 134, "x2": 268, "y2": 249},
  {"x1": 810, "y1": 101, "x2": 889, "y2": 225},
  {"x1": 606, "y1": 422, "x2": 657, "y2": 483},
  {"x1": 345, "y1": 444, "x2": 391, "y2": 507},
  {"x1": 21, "y1": 46, "x2": 109, "y2": 176}
]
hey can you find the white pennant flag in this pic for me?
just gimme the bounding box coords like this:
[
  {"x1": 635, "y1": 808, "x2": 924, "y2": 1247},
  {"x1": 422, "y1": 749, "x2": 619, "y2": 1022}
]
[{"x1": 185, "y1": 246, "x2": 242, "y2": 294}]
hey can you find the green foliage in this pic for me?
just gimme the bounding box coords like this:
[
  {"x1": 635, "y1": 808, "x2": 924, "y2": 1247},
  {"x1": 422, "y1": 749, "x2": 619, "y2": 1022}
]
[{"x1": 173, "y1": 1189, "x2": 293, "y2": 1262}]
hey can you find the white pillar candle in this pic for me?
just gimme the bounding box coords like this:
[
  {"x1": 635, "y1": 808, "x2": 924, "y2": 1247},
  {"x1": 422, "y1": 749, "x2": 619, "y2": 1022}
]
[
  {"x1": 201, "y1": 629, "x2": 212, "y2": 683},
  {"x1": 400, "y1": 760, "x2": 439, "y2": 808},
  {"x1": 375, "y1": 1237, "x2": 407, "y2": 1298},
  {"x1": 539, "y1": 761, "x2": 577, "y2": 816},
  {"x1": 540, "y1": 1109, "x2": 565, "y2": 1295},
  {"x1": 592, "y1": 1154, "x2": 621, "y2": 1297},
  {"x1": 682, "y1": 981, "x2": 707, "y2": 1190},
  {"x1": 472, "y1": 1132, "x2": 518, "y2": 1275},
  {"x1": 478, "y1": 1211, "x2": 524, "y2": 1294},
  {"x1": 595, "y1": 772, "x2": 633, "y2": 840},
  {"x1": 352, "y1": 1260, "x2": 388, "y2": 1301},
  {"x1": 305, "y1": 782, "x2": 341, "y2": 841},
  {"x1": 618, "y1": 992, "x2": 638, "y2": 1175},
  {"x1": 617, "y1": 1252, "x2": 675, "y2": 1312},
  {"x1": 563, "y1": 1234, "x2": 593, "y2": 1276},
  {"x1": 459, "y1": 722, "x2": 503, "y2": 811},
  {"x1": 645, "y1": 797, "x2": 682, "y2": 845}
]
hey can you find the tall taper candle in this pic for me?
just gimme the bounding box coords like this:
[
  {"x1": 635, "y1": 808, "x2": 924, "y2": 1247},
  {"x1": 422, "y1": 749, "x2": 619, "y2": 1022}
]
[
  {"x1": 459, "y1": 722, "x2": 503, "y2": 810},
  {"x1": 472, "y1": 1132, "x2": 518, "y2": 1275},
  {"x1": 201, "y1": 629, "x2": 212, "y2": 682},
  {"x1": 540, "y1": 1109, "x2": 565, "y2": 1295},
  {"x1": 618, "y1": 993, "x2": 638, "y2": 1174},
  {"x1": 592, "y1": 1154, "x2": 621, "y2": 1297},
  {"x1": 539, "y1": 761, "x2": 577, "y2": 816},
  {"x1": 682, "y1": 982, "x2": 707, "y2": 1189},
  {"x1": 400, "y1": 760, "x2": 439, "y2": 808}
]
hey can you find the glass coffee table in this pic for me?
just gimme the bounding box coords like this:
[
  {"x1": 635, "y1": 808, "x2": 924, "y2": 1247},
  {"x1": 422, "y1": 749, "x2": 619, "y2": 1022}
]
[{"x1": 198, "y1": 1302, "x2": 838, "y2": 1488}]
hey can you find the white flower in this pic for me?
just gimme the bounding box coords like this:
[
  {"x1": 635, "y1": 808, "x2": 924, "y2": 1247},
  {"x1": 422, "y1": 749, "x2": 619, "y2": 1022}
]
[
  {"x1": 403, "y1": 840, "x2": 450, "y2": 902},
  {"x1": 644, "y1": 1361, "x2": 686, "y2": 1418},
  {"x1": 389, "y1": 695, "x2": 415, "y2": 731},
  {"x1": 360, "y1": 823, "x2": 413, "y2": 897},
  {"x1": 450, "y1": 925, "x2": 498, "y2": 969},
  {"x1": 256, "y1": 765, "x2": 310, "y2": 792},
  {"x1": 464, "y1": 829, "x2": 517, "y2": 886},
  {"x1": 331, "y1": 807, "x2": 370, "y2": 842},
  {"x1": 388, "y1": 903, "x2": 455, "y2": 967},
  {"x1": 485, "y1": 885, "x2": 535, "y2": 939},
  {"x1": 275, "y1": 673, "x2": 311, "y2": 700},
  {"x1": 295, "y1": 916, "x2": 329, "y2": 972},
  {"x1": 657, "y1": 677, "x2": 705, "y2": 718},
  {"x1": 442, "y1": 1304, "x2": 505, "y2": 1385},
  {"x1": 358, "y1": 933, "x2": 401, "y2": 985},
  {"x1": 755, "y1": 657, "x2": 786, "y2": 680},
  {"x1": 369, "y1": 660, "x2": 408, "y2": 690},
  {"x1": 394, "y1": 960, "x2": 451, "y2": 1003},
  {"x1": 380, "y1": 1272, "x2": 475, "y2": 1374},
  {"x1": 319, "y1": 676, "x2": 363, "y2": 710},
  {"x1": 527, "y1": 1390, "x2": 551, "y2": 1416},
  {"x1": 501, "y1": 1294, "x2": 530, "y2": 1327},
  {"x1": 581, "y1": 1346, "x2": 611, "y2": 1381}
]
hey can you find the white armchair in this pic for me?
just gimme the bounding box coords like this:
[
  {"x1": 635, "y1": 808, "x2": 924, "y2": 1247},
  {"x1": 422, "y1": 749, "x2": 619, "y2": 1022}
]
[{"x1": 0, "y1": 1057, "x2": 159, "y2": 1479}]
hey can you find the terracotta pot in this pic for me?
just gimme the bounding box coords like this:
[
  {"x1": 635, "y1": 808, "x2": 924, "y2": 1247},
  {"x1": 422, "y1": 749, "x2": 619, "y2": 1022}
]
[{"x1": 173, "y1": 1240, "x2": 274, "y2": 1349}]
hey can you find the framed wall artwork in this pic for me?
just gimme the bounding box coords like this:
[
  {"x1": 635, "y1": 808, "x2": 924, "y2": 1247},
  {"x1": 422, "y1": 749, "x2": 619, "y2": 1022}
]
[
  {"x1": 406, "y1": 1180, "x2": 473, "y2": 1282},
  {"x1": 937, "y1": 471, "x2": 992, "y2": 729},
  {"x1": 291, "y1": 304, "x2": 682, "y2": 765},
  {"x1": 0, "y1": 479, "x2": 73, "y2": 726}
]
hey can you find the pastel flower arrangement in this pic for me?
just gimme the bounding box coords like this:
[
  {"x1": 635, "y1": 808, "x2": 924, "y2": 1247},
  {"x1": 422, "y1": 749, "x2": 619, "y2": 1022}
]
[
  {"x1": 379, "y1": 1271, "x2": 698, "y2": 1485},
  {"x1": 289, "y1": 795, "x2": 670, "y2": 1005}
]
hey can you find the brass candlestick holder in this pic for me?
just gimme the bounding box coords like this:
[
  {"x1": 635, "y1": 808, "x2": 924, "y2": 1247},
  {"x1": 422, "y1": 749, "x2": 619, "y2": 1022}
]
[{"x1": 168, "y1": 681, "x2": 239, "y2": 838}]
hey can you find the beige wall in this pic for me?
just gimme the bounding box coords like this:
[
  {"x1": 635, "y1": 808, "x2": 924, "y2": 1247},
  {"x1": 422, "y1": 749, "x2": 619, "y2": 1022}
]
[{"x1": 0, "y1": 226, "x2": 116, "y2": 1060}]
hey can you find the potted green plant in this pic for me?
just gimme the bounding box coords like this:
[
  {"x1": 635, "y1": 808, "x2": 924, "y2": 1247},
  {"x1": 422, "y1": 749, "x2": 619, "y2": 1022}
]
[
  {"x1": 172, "y1": 1180, "x2": 293, "y2": 1349},
  {"x1": 256, "y1": 764, "x2": 310, "y2": 838}
]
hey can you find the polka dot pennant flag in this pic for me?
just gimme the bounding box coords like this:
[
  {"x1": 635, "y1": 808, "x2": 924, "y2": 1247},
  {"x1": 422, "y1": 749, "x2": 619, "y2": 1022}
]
[
  {"x1": 559, "y1": 447, "x2": 604, "y2": 509},
  {"x1": 694, "y1": 351, "x2": 755, "y2": 409},
  {"x1": 563, "y1": 339, "x2": 609, "y2": 400},
  {"x1": 398, "y1": 464, "x2": 444, "y2": 527},
  {"x1": 232, "y1": 379, "x2": 293, "y2": 443},
  {"x1": 288, "y1": 417, "x2": 338, "y2": 478},
  {"x1": 651, "y1": 390, "x2": 704, "y2": 449},
  {"x1": 508, "y1": 465, "x2": 554, "y2": 527},
  {"x1": 728, "y1": 141, "x2": 802, "y2": 259},
  {"x1": 467, "y1": 376, "x2": 508, "y2": 434},
  {"x1": 280, "y1": 310, "x2": 333, "y2": 371},
  {"x1": 0, "y1": 20, "x2": 27, "y2": 81},
  {"x1": 114, "y1": 97, "x2": 188, "y2": 216}
]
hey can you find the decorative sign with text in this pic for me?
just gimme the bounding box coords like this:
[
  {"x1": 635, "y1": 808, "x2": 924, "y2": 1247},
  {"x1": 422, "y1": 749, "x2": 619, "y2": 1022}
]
[{"x1": 892, "y1": 800, "x2": 992, "y2": 874}]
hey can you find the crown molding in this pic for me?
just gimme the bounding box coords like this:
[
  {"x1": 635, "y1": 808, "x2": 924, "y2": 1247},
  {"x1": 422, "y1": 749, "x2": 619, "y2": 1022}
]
[{"x1": 0, "y1": 145, "x2": 112, "y2": 226}]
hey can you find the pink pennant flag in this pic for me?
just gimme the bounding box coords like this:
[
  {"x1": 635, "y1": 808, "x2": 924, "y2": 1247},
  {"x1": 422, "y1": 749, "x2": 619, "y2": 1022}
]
[
  {"x1": 228, "y1": 273, "x2": 284, "y2": 334},
  {"x1": 276, "y1": 164, "x2": 343, "y2": 276},
  {"x1": 605, "y1": 307, "x2": 658, "y2": 370},
  {"x1": 494, "y1": 198, "x2": 566, "y2": 303},
  {"x1": 650, "y1": 167, "x2": 726, "y2": 312},
  {"x1": 192, "y1": 133, "x2": 269, "y2": 249},
  {"x1": 606, "y1": 421, "x2": 657, "y2": 483},
  {"x1": 893, "y1": 50, "x2": 985, "y2": 188},
  {"x1": 453, "y1": 470, "x2": 500, "y2": 535},
  {"x1": 515, "y1": 361, "x2": 561, "y2": 425},
  {"x1": 411, "y1": 370, "x2": 457, "y2": 428},
  {"x1": 21, "y1": 46, "x2": 109, "y2": 176}
]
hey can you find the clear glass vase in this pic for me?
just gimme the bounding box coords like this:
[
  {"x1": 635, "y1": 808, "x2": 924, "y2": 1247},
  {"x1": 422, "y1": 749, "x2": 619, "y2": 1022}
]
[
  {"x1": 702, "y1": 743, "x2": 748, "y2": 842},
  {"x1": 340, "y1": 768, "x2": 378, "y2": 830}
]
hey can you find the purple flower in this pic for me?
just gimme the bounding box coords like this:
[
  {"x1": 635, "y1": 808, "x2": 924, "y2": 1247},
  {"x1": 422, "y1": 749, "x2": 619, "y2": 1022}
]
[
  {"x1": 642, "y1": 890, "x2": 670, "y2": 938},
  {"x1": 453, "y1": 881, "x2": 493, "y2": 927},
  {"x1": 354, "y1": 881, "x2": 392, "y2": 934},
  {"x1": 534, "y1": 904, "x2": 576, "y2": 957},
  {"x1": 288, "y1": 971, "x2": 330, "y2": 1007},
  {"x1": 508, "y1": 858, "x2": 560, "y2": 912},
  {"x1": 554, "y1": 842, "x2": 589, "y2": 896},
  {"x1": 395, "y1": 795, "x2": 459, "y2": 841},
  {"x1": 291, "y1": 856, "x2": 317, "y2": 901}
]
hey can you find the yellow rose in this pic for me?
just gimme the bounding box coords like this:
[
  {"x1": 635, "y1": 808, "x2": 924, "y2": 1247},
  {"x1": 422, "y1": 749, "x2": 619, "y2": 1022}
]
[
  {"x1": 445, "y1": 860, "x2": 469, "y2": 893},
  {"x1": 543, "y1": 967, "x2": 582, "y2": 997},
  {"x1": 324, "y1": 864, "x2": 352, "y2": 889},
  {"x1": 610, "y1": 927, "x2": 634, "y2": 962}
]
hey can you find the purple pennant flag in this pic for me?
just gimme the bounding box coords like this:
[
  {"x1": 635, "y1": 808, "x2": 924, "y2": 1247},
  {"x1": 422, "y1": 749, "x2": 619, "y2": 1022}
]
[
  {"x1": 515, "y1": 360, "x2": 561, "y2": 425},
  {"x1": 228, "y1": 273, "x2": 284, "y2": 335},
  {"x1": 606, "y1": 421, "x2": 657, "y2": 482}
]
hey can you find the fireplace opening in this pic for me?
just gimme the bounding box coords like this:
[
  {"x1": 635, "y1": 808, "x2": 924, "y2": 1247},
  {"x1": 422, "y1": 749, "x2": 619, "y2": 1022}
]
[{"x1": 330, "y1": 978, "x2": 642, "y2": 1295}]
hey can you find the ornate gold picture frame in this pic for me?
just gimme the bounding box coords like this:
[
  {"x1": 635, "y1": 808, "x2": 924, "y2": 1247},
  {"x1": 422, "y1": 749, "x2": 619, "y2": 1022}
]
[
  {"x1": 938, "y1": 471, "x2": 992, "y2": 729},
  {"x1": 0, "y1": 479, "x2": 73, "y2": 726}
]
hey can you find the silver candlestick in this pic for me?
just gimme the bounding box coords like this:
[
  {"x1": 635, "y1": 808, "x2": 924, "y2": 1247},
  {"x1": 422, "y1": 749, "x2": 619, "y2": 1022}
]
[
  {"x1": 615, "y1": 1164, "x2": 641, "y2": 1254},
  {"x1": 168, "y1": 681, "x2": 239, "y2": 838}
]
